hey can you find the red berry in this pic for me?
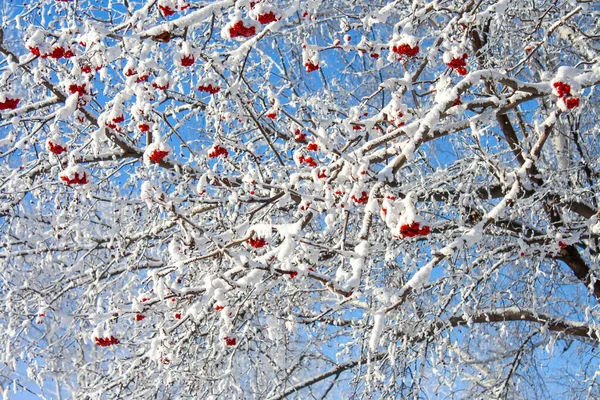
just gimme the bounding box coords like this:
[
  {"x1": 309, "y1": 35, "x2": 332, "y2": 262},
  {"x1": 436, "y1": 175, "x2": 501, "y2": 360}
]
[
  {"x1": 48, "y1": 46, "x2": 65, "y2": 59},
  {"x1": 0, "y1": 98, "x2": 20, "y2": 110},
  {"x1": 136, "y1": 73, "x2": 150, "y2": 83},
  {"x1": 95, "y1": 336, "x2": 120, "y2": 347},
  {"x1": 138, "y1": 123, "x2": 150, "y2": 132},
  {"x1": 294, "y1": 130, "x2": 307, "y2": 141},
  {"x1": 60, "y1": 172, "x2": 88, "y2": 185},
  {"x1": 564, "y1": 97, "x2": 579, "y2": 109},
  {"x1": 304, "y1": 61, "x2": 319, "y2": 73},
  {"x1": 48, "y1": 141, "x2": 67, "y2": 155},
  {"x1": 446, "y1": 54, "x2": 468, "y2": 69},
  {"x1": 159, "y1": 5, "x2": 175, "y2": 16},
  {"x1": 351, "y1": 191, "x2": 369, "y2": 204},
  {"x1": 29, "y1": 46, "x2": 41, "y2": 57},
  {"x1": 289, "y1": 271, "x2": 298, "y2": 278},
  {"x1": 135, "y1": 314, "x2": 145, "y2": 321},
  {"x1": 224, "y1": 336, "x2": 237, "y2": 346},
  {"x1": 307, "y1": 143, "x2": 318, "y2": 151},
  {"x1": 215, "y1": 305, "x2": 224, "y2": 311},
  {"x1": 229, "y1": 21, "x2": 257, "y2": 38},
  {"x1": 68, "y1": 83, "x2": 87, "y2": 96},
  {"x1": 152, "y1": 82, "x2": 170, "y2": 90},
  {"x1": 553, "y1": 81, "x2": 571, "y2": 97},
  {"x1": 391, "y1": 44, "x2": 419, "y2": 57},
  {"x1": 208, "y1": 145, "x2": 229, "y2": 158},
  {"x1": 299, "y1": 155, "x2": 317, "y2": 167},
  {"x1": 149, "y1": 149, "x2": 169, "y2": 163},
  {"x1": 558, "y1": 241, "x2": 567, "y2": 249},
  {"x1": 399, "y1": 221, "x2": 431, "y2": 238},
  {"x1": 198, "y1": 84, "x2": 220, "y2": 95},
  {"x1": 257, "y1": 11, "x2": 279, "y2": 24},
  {"x1": 247, "y1": 236, "x2": 267, "y2": 248},
  {"x1": 181, "y1": 54, "x2": 195, "y2": 67}
]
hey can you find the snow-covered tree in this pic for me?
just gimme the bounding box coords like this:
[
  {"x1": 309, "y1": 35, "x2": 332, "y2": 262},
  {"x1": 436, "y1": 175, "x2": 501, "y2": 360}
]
[{"x1": 1, "y1": 0, "x2": 600, "y2": 398}]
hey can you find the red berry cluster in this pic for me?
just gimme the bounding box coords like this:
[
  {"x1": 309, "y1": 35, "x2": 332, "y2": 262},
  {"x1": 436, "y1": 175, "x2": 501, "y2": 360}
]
[
  {"x1": 224, "y1": 336, "x2": 237, "y2": 346},
  {"x1": 247, "y1": 236, "x2": 267, "y2": 248},
  {"x1": 159, "y1": 5, "x2": 175, "y2": 16},
  {"x1": 553, "y1": 81, "x2": 571, "y2": 97},
  {"x1": 68, "y1": 83, "x2": 87, "y2": 96},
  {"x1": 399, "y1": 222, "x2": 431, "y2": 238},
  {"x1": 60, "y1": 172, "x2": 88, "y2": 185},
  {"x1": 298, "y1": 154, "x2": 317, "y2": 167},
  {"x1": 198, "y1": 84, "x2": 221, "y2": 95},
  {"x1": 564, "y1": 97, "x2": 580, "y2": 109},
  {"x1": 30, "y1": 46, "x2": 75, "y2": 59},
  {"x1": 289, "y1": 271, "x2": 298, "y2": 278},
  {"x1": 294, "y1": 130, "x2": 307, "y2": 141},
  {"x1": 307, "y1": 142, "x2": 318, "y2": 151},
  {"x1": 95, "y1": 336, "x2": 120, "y2": 347},
  {"x1": 112, "y1": 115, "x2": 125, "y2": 124},
  {"x1": 266, "y1": 111, "x2": 277, "y2": 119},
  {"x1": 0, "y1": 98, "x2": 20, "y2": 110},
  {"x1": 107, "y1": 115, "x2": 124, "y2": 130},
  {"x1": 317, "y1": 169, "x2": 327, "y2": 179},
  {"x1": 208, "y1": 145, "x2": 229, "y2": 158},
  {"x1": 136, "y1": 73, "x2": 150, "y2": 83},
  {"x1": 352, "y1": 191, "x2": 369, "y2": 204},
  {"x1": 181, "y1": 55, "x2": 195, "y2": 67},
  {"x1": 446, "y1": 54, "x2": 468, "y2": 75},
  {"x1": 304, "y1": 61, "x2": 319, "y2": 72},
  {"x1": 48, "y1": 141, "x2": 67, "y2": 155},
  {"x1": 229, "y1": 21, "x2": 257, "y2": 38},
  {"x1": 149, "y1": 149, "x2": 169, "y2": 163},
  {"x1": 135, "y1": 314, "x2": 145, "y2": 321},
  {"x1": 152, "y1": 82, "x2": 169, "y2": 90},
  {"x1": 215, "y1": 305, "x2": 225, "y2": 311},
  {"x1": 553, "y1": 81, "x2": 579, "y2": 109},
  {"x1": 257, "y1": 11, "x2": 279, "y2": 24},
  {"x1": 174, "y1": 313, "x2": 181, "y2": 320},
  {"x1": 138, "y1": 123, "x2": 150, "y2": 132},
  {"x1": 392, "y1": 44, "x2": 419, "y2": 57},
  {"x1": 125, "y1": 68, "x2": 137, "y2": 77}
]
